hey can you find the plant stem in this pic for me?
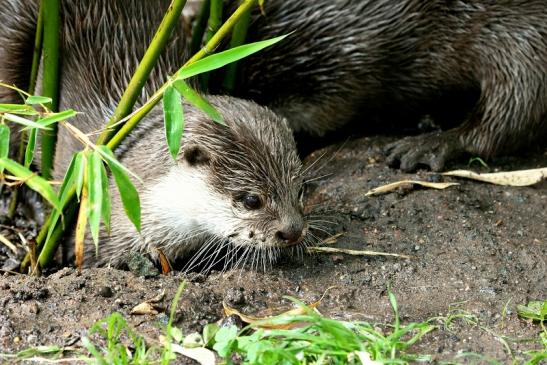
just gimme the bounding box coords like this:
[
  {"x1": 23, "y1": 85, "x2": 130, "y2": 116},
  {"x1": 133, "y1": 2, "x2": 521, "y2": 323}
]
[
  {"x1": 199, "y1": 0, "x2": 223, "y2": 89},
  {"x1": 7, "y1": 3, "x2": 45, "y2": 219},
  {"x1": 222, "y1": 0, "x2": 252, "y2": 92},
  {"x1": 95, "y1": 0, "x2": 188, "y2": 146},
  {"x1": 27, "y1": 0, "x2": 259, "y2": 271},
  {"x1": 107, "y1": 0, "x2": 258, "y2": 151},
  {"x1": 190, "y1": 0, "x2": 211, "y2": 55},
  {"x1": 40, "y1": 0, "x2": 60, "y2": 180}
]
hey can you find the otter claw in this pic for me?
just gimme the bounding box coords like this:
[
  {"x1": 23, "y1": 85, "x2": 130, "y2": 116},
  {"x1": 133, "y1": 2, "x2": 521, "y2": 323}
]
[{"x1": 385, "y1": 132, "x2": 462, "y2": 172}]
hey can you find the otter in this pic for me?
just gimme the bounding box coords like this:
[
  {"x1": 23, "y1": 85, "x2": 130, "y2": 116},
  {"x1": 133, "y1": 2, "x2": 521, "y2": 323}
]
[
  {"x1": 0, "y1": 0, "x2": 308, "y2": 268},
  {"x1": 231, "y1": 0, "x2": 547, "y2": 171}
]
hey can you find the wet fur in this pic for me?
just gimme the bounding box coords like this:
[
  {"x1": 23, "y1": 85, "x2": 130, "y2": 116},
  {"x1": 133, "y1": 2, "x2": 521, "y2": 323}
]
[
  {"x1": 237, "y1": 0, "x2": 547, "y2": 170},
  {"x1": 0, "y1": 0, "x2": 306, "y2": 268}
]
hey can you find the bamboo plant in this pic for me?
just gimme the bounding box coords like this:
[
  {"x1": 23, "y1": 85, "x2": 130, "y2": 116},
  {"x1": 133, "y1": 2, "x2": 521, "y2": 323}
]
[{"x1": 0, "y1": 0, "x2": 283, "y2": 273}]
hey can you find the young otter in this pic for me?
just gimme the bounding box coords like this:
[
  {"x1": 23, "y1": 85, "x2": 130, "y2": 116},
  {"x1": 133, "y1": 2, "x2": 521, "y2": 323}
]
[
  {"x1": 234, "y1": 0, "x2": 547, "y2": 171},
  {"x1": 0, "y1": 0, "x2": 307, "y2": 268}
]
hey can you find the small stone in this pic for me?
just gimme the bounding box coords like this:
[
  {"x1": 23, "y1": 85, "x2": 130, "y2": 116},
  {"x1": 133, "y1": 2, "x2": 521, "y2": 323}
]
[
  {"x1": 331, "y1": 255, "x2": 344, "y2": 264},
  {"x1": 98, "y1": 286, "x2": 113, "y2": 298},
  {"x1": 225, "y1": 288, "x2": 245, "y2": 306}
]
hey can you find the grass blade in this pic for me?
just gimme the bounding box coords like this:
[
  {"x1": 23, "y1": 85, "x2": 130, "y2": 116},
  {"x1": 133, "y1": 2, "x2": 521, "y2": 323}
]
[
  {"x1": 163, "y1": 85, "x2": 184, "y2": 159},
  {"x1": 173, "y1": 80, "x2": 223, "y2": 124},
  {"x1": 87, "y1": 151, "x2": 104, "y2": 247},
  {"x1": 0, "y1": 158, "x2": 60, "y2": 210}
]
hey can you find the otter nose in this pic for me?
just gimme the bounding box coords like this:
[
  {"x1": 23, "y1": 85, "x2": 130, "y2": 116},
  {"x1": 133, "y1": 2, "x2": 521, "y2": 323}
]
[{"x1": 275, "y1": 225, "x2": 303, "y2": 244}]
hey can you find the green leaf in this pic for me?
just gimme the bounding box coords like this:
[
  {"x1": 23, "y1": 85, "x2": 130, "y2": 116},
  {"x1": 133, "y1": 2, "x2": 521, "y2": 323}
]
[
  {"x1": 37, "y1": 109, "x2": 77, "y2": 128},
  {"x1": 25, "y1": 95, "x2": 52, "y2": 105},
  {"x1": 45, "y1": 152, "x2": 81, "y2": 244},
  {"x1": 163, "y1": 85, "x2": 185, "y2": 159},
  {"x1": 3, "y1": 113, "x2": 49, "y2": 129},
  {"x1": 100, "y1": 161, "x2": 111, "y2": 234},
  {"x1": 87, "y1": 151, "x2": 104, "y2": 247},
  {"x1": 0, "y1": 103, "x2": 36, "y2": 115},
  {"x1": 0, "y1": 158, "x2": 60, "y2": 210},
  {"x1": 98, "y1": 146, "x2": 141, "y2": 232},
  {"x1": 173, "y1": 80, "x2": 224, "y2": 125},
  {"x1": 96, "y1": 145, "x2": 141, "y2": 182},
  {"x1": 24, "y1": 128, "x2": 38, "y2": 167},
  {"x1": 177, "y1": 34, "x2": 287, "y2": 80},
  {"x1": 74, "y1": 151, "x2": 86, "y2": 201},
  {"x1": 0, "y1": 124, "x2": 9, "y2": 174}
]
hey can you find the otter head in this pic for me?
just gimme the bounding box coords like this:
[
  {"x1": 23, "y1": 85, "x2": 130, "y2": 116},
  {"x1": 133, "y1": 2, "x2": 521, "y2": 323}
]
[{"x1": 145, "y1": 96, "x2": 307, "y2": 266}]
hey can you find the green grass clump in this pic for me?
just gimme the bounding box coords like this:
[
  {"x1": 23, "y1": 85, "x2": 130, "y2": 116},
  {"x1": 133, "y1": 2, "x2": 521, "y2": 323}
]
[{"x1": 211, "y1": 293, "x2": 435, "y2": 364}]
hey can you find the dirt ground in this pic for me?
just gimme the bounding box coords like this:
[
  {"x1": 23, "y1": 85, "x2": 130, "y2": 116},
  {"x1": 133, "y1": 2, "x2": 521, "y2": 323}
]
[{"x1": 0, "y1": 136, "x2": 546, "y2": 364}]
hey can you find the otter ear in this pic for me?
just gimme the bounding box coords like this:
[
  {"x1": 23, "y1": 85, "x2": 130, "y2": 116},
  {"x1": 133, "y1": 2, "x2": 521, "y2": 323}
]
[{"x1": 183, "y1": 144, "x2": 210, "y2": 166}]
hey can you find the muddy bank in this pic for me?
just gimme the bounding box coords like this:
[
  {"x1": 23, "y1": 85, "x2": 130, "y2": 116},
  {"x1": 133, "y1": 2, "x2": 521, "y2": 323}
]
[{"x1": 0, "y1": 136, "x2": 545, "y2": 363}]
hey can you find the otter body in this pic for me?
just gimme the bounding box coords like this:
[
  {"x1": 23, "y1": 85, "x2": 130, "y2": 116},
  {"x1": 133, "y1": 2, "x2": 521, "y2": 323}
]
[
  {"x1": 0, "y1": 0, "x2": 307, "y2": 267},
  {"x1": 236, "y1": 0, "x2": 547, "y2": 170}
]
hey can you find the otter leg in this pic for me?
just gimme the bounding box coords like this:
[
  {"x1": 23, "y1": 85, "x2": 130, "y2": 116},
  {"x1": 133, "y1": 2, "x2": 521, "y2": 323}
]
[{"x1": 387, "y1": 47, "x2": 547, "y2": 172}]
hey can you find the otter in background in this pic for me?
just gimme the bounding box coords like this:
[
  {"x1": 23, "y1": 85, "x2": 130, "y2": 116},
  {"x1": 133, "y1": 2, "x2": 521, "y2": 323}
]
[{"x1": 231, "y1": 0, "x2": 547, "y2": 171}]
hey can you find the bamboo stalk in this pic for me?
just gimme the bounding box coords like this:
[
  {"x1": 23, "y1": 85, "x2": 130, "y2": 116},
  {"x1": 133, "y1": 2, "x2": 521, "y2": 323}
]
[
  {"x1": 95, "y1": 0, "x2": 188, "y2": 146},
  {"x1": 26, "y1": 0, "x2": 259, "y2": 271},
  {"x1": 222, "y1": 0, "x2": 252, "y2": 92},
  {"x1": 39, "y1": 0, "x2": 60, "y2": 180},
  {"x1": 7, "y1": 3, "x2": 45, "y2": 219},
  {"x1": 190, "y1": 0, "x2": 211, "y2": 55},
  {"x1": 107, "y1": 0, "x2": 258, "y2": 151},
  {"x1": 199, "y1": 0, "x2": 223, "y2": 89}
]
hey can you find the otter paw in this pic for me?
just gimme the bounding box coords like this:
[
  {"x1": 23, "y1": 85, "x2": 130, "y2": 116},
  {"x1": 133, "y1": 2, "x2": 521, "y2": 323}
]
[{"x1": 385, "y1": 131, "x2": 463, "y2": 172}]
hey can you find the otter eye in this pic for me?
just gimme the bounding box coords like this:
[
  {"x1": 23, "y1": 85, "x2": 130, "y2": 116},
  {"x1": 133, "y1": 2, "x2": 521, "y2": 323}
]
[{"x1": 243, "y1": 194, "x2": 262, "y2": 210}]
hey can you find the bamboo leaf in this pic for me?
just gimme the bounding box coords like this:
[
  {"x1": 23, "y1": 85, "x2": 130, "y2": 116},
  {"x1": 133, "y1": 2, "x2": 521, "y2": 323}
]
[
  {"x1": 24, "y1": 128, "x2": 38, "y2": 167},
  {"x1": 25, "y1": 95, "x2": 52, "y2": 105},
  {"x1": 0, "y1": 124, "x2": 9, "y2": 174},
  {"x1": 163, "y1": 85, "x2": 185, "y2": 159},
  {"x1": 74, "y1": 151, "x2": 86, "y2": 201},
  {"x1": 3, "y1": 113, "x2": 49, "y2": 129},
  {"x1": 0, "y1": 104, "x2": 36, "y2": 115},
  {"x1": 100, "y1": 162, "x2": 111, "y2": 234},
  {"x1": 96, "y1": 145, "x2": 141, "y2": 182},
  {"x1": 173, "y1": 80, "x2": 223, "y2": 125},
  {"x1": 75, "y1": 179, "x2": 88, "y2": 269},
  {"x1": 87, "y1": 151, "x2": 103, "y2": 247},
  {"x1": 177, "y1": 35, "x2": 287, "y2": 80},
  {"x1": 0, "y1": 158, "x2": 60, "y2": 210},
  {"x1": 37, "y1": 109, "x2": 77, "y2": 128},
  {"x1": 101, "y1": 149, "x2": 141, "y2": 232},
  {"x1": 45, "y1": 152, "x2": 80, "y2": 243}
]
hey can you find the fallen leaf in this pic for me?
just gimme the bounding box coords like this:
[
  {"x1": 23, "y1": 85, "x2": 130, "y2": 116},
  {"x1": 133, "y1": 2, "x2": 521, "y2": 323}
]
[
  {"x1": 223, "y1": 300, "x2": 321, "y2": 330},
  {"x1": 365, "y1": 180, "x2": 458, "y2": 196},
  {"x1": 131, "y1": 302, "x2": 159, "y2": 315},
  {"x1": 443, "y1": 168, "x2": 547, "y2": 186},
  {"x1": 160, "y1": 336, "x2": 216, "y2": 365},
  {"x1": 307, "y1": 246, "x2": 411, "y2": 259}
]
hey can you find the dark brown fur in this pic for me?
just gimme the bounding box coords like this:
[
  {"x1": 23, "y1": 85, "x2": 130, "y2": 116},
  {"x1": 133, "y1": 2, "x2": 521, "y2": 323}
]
[{"x1": 236, "y1": 0, "x2": 547, "y2": 170}]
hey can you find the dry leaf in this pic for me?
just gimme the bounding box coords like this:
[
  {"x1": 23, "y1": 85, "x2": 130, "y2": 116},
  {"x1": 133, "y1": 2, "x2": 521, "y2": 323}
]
[
  {"x1": 223, "y1": 300, "x2": 321, "y2": 330},
  {"x1": 158, "y1": 250, "x2": 172, "y2": 274},
  {"x1": 130, "y1": 302, "x2": 159, "y2": 315},
  {"x1": 365, "y1": 180, "x2": 458, "y2": 196},
  {"x1": 307, "y1": 246, "x2": 411, "y2": 259},
  {"x1": 160, "y1": 336, "x2": 216, "y2": 365},
  {"x1": 443, "y1": 168, "x2": 547, "y2": 186}
]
